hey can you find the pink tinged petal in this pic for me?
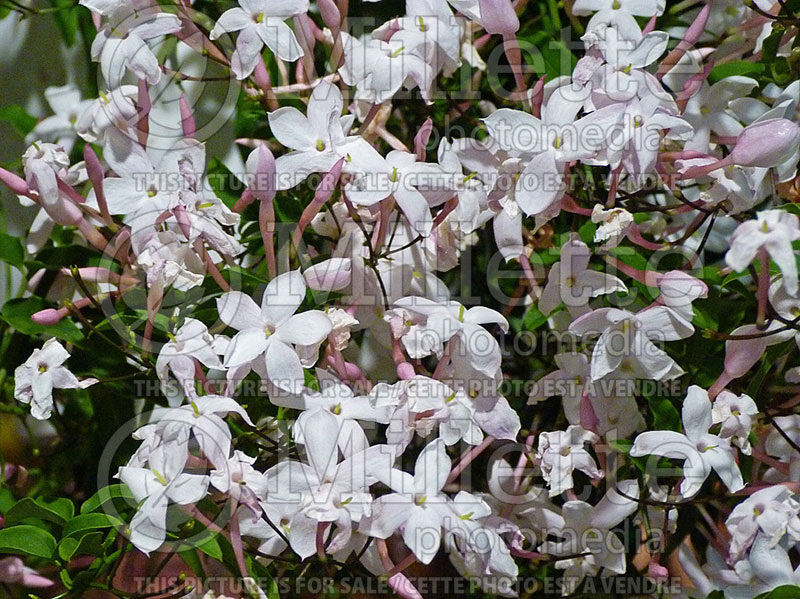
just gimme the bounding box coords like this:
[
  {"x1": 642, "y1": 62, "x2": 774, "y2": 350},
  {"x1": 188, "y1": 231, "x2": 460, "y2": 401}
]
[
  {"x1": 538, "y1": 262, "x2": 562, "y2": 315},
  {"x1": 267, "y1": 106, "x2": 315, "y2": 151},
  {"x1": 193, "y1": 395, "x2": 254, "y2": 425},
  {"x1": 629, "y1": 430, "x2": 696, "y2": 460},
  {"x1": 493, "y1": 208, "x2": 523, "y2": 262},
  {"x1": 30, "y1": 373, "x2": 54, "y2": 420},
  {"x1": 413, "y1": 438, "x2": 450, "y2": 497},
  {"x1": 166, "y1": 473, "x2": 210, "y2": 504},
  {"x1": 231, "y1": 25, "x2": 265, "y2": 80},
  {"x1": 681, "y1": 385, "x2": 712, "y2": 443},
  {"x1": 515, "y1": 150, "x2": 564, "y2": 216},
  {"x1": 38, "y1": 338, "x2": 70, "y2": 365},
  {"x1": 634, "y1": 335, "x2": 681, "y2": 380},
  {"x1": 118, "y1": 467, "x2": 159, "y2": 503},
  {"x1": 133, "y1": 13, "x2": 182, "y2": 39},
  {"x1": 210, "y1": 7, "x2": 252, "y2": 39},
  {"x1": 217, "y1": 290, "x2": 264, "y2": 331},
  {"x1": 460, "y1": 322, "x2": 502, "y2": 376},
  {"x1": 592, "y1": 480, "x2": 639, "y2": 528},
  {"x1": 568, "y1": 307, "x2": 620, "y2": 336},
  {"x1": 579, "y1": 271, "x2": 627, "y2": 299},
  {"x1": 262, "y1": 270, "x2": 306, "y2": 325},
  {"x1": 472, "y1": 396, "x2": 520, "y2": 441},
  {"x1": 223, "y1": 329, "x2": 270, "y2": 368},
  {"x1": 307, "y1": 79, "x2": 343, "y2": 133},
  {"x1": 289, "y1": 512, "x2": 319, "y2": 559},
  {"x1": 257, "y1": 18, "x2": 304, "y2": 62},
  {"x1": 129, "y1": 493, "x2": 168, "y2": 555},
  {"x1": 463, "y1": 306, "x2": 509, "y2": 331},
  {"x1": 626, "y1": 31, "x2": 669, "y2": 68},
  {"x1": 765, "y1": 235, "x2": 800, "y2": 295},
  {"x1": 274, "y1": 151, "x2": 340, "y2": 190},
  {"x1": 393, "y1": 185, "x2": 433, "y2": 237},
  {"x1": 276, "y1": 311, "x2": 332, "y2": 346},
  {"x1": 483, "y1": 108, "x2": 545, "y2": 153},
  {"x1": 49, "y1": 366, "x2": 82, "y2": 389},
  {"x1": 299, "y1": 408, "x2": 340, "y2": 481},
  {"x1": 122, "y1": 34, "x2": 161, "y2": 85},
  {"x1": 704, "y1": 446, "x2": 744, "y2": 493},
  {"x1": 103, "y1": 126, "x2": 154, "y2": 180},
  {"x1": 748, "y1": 533, "x2": 796, "y2": 587},
  {"x1": 361, "y1": 494, "x2": 414, "y2": 538},
  {"x1": 589, "y1": 329, "x2": 622, "y2": 381},
  {"x1": 265, "y1": 339, "x2": 306, "y2": 394},
  {"x1": 403, "y1": 506, "x2": 443, "y2": 564}
]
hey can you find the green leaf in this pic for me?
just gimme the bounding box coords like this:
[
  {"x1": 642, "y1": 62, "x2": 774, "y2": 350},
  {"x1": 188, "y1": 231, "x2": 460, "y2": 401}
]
[
  {"x1": 0, "y1": 525, "x2": 57, "y2": 559},
  {"x1": 63, "y1": 513, "x2": 122, "y2": 539},
  {"x1": 58, "y1": 531, "x2": 105, "y2": 561},
  {"x1": 1, "y1": 296, "x2": 83, "y2": 343},
  {"x1": 523, "y1": 305, "x2": 549, "y2": 331},
  {"x1": 577, "y1": 219, "x2": 597, "y2": 245},
  {"x1": 755, "y1": 585, "x2": 800, "y2": 599},
  {"x1": 709, "y1": 61, "x2": 765, "y2": 84},
  {"x1": 48, "y1": 0, "x2": 80, "y2": 46},
  {"x1": 0, "y1": 105, "x2": 37, "y2": 137},
  {"x1": 649, "y1": 396, "x2": 682, "y2": 432},
  {"x1": 762, "y1": 24, "x2": 785, "y2": 64},
  {"x1": 609, "y1": 439, "x2": 633, "y2": 454},
  {"x1": 6, "y1": 497, "x2": 74, "y2": 527},
  {"x1": 80, "y1": 484, "x2": 135, "y2": 515},
  {"x1": 0, "y1": 233, "x2": 24, "y2": 269},
  {"x1": 207, "y1": 158, "x2": 243, "y2": 211}
]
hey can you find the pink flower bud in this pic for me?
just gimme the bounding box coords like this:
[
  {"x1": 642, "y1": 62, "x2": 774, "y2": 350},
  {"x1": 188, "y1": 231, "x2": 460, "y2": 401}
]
[
  {"x1": 303, "y1": 258, "x2": 352, "y2": 291},
  {"x1": 414, "y1": 118, "x2": 432, "y2": 161},
  {"x1": 0, "y1": 167, "x2": 31, "y2": 196},
  {"x1": 31, "y1": 309, "x2": 63, "y2": 326},
  {"x1": 579, "y1": 393, "x2": 599, "y2": 434},
  {"x1": 479, "y1": 0, "x2": 519, "y2": 35},
  {"x1": 731, "y1": 118, "x2": 800, "y2": 168},
  {"x1": 179, "y1": 94, "x2": 196, "y2": 138},
  {"x1": 724, "y1": 326, "x2": 768, "y2": 379},
  {"x1": 248, "y1": 144, "x2": 276, "y2": 203},
  {"x1": 317, "y1": 0, "x2": 341, "y2": 31},
  {"x1": 648, "y1": 561, "x2": 669, "y2": 582},
  {"x1": 397, "y1": 362, "x2": 415, "y2": 380}
]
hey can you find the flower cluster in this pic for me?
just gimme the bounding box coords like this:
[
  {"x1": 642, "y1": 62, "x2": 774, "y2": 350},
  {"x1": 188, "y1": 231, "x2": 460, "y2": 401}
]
[{"x1": 1, "y1": 0, "x2": 800, "y2": 597}]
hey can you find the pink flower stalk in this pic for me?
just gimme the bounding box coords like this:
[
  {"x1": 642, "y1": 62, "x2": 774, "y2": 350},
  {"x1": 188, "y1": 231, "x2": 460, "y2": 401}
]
[
  {"x1": 292, "y1": 158, "x2": 345, "y2": 249},
  {"x1": 658, "y1": 3, "x2": 710, "y2": 78},
  {"x1": 252, "y1": 58, "x2": 279, "y2": 111},
  {"x1": 136, "y1": 78, "x2": 151, "y2": 146},
  {"x1": 528, "y1": 76, "x2": 546, "y2": 118}
]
